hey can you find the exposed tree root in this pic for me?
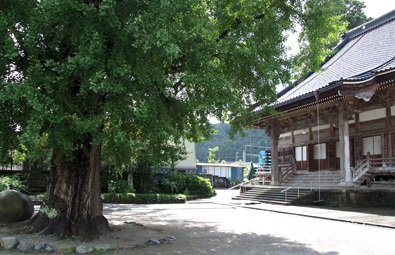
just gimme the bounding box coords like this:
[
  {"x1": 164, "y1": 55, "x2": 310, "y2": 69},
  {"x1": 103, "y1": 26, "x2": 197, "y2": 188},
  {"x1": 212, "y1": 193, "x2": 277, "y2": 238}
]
[{"x1": 11, "y1": 212, "x2": 111, "y2": 241}]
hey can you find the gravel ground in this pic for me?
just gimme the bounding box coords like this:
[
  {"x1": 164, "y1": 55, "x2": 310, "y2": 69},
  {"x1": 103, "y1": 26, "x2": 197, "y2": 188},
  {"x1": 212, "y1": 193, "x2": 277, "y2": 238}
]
[{"x1": 1, "y1": 189, "x2": 395, "y2": 254}]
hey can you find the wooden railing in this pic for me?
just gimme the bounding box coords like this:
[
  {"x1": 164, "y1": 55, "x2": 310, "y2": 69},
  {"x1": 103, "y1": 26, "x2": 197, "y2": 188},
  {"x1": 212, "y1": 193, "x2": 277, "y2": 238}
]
[
  {"x1": 368, "y1": 157, "x2": 395, "y2": 169},
  {"x1": 352, "y1": 159, "x2": 370, "y2": 183},
  {"x1": 352, "y1": 157, "x2": 395, "y2": 184},
  {"x1": 279, "y1": 163, "x2": 296, "y2": 183}
]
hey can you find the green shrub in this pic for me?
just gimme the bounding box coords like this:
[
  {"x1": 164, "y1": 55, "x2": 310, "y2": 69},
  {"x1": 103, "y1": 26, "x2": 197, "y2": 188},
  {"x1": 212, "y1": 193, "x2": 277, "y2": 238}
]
[
  {"x1": 0, "y1": 174, "x2": 29, "y2": 193},
  {"x1": 112, "y1": 179, "x2": 135, "y2": 193},
  {"x1": 100, "y1": 173, "x2": 135, "y2": 193},
  {"x1": 160, "y1": 172, "x2": 213, "y2": 197},
  {"x1": 102, "y1": 193, "x2": 187, "y2": 204},
  {"x1": 233, "y1": 177, "x2": 242, "y2": 185}
]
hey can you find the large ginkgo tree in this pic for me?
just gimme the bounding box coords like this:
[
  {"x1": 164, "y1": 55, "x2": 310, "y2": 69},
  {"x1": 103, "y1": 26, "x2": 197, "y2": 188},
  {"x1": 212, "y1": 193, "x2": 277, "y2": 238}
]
[{"x1": 0, "y1": 0, "x2": 345, "y2": 239}]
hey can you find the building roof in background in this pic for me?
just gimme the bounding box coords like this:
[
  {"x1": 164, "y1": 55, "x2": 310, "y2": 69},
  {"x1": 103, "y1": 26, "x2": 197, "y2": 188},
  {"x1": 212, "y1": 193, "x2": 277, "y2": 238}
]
[
  {"x1": 256, "y1": 9, "x2": 395, "y2": 112},
  {"x1": 197, "y1": 163, "x2": 245, "y2": 168}
]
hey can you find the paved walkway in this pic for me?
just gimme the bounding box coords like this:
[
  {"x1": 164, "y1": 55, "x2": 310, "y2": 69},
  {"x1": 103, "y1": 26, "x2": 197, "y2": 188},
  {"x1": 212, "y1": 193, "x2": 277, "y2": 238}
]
[
  {"x1": 192, "y1": 188, "x2": 395, "y2": 229},
  {"x1": 32, "y1": 189, "x2": 395, "y2": 229}
]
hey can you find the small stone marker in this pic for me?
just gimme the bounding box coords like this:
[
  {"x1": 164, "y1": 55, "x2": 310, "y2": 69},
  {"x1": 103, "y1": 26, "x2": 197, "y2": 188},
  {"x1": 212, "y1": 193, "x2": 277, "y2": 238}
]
[
  {"x1": 76, "y1": 245, "x2": 94, "y2": 254},
  {"x1": 58, "y1": 246, "x2": 76, "y2": 254},
  {"x1": 94, "y1": 244, "x2": 113, "y2": 251},
  {"x1": 145, "y1": 238, "x2": 161, "y2": 245},
  {"x1": 17, "y1": 241, "x2": 34, "y2": 252},
  {"x1": 0, "y1": 237, "x2": 19, "y2": 249},
  {"x1": 35, "y1": 242, "x2": 55, "y2": 253}
]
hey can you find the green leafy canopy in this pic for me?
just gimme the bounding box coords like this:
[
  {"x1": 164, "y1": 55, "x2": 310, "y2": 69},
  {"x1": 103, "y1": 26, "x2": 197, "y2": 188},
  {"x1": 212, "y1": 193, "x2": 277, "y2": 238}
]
[{"x1": 0, "y1": 0, "x2": 345, "y2": 167}]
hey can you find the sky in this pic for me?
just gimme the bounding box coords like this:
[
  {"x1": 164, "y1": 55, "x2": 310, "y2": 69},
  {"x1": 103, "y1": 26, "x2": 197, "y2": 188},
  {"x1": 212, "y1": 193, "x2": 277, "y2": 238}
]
[
  {"x1": 363, "y1": 0, "x2": 395, "y2": 19},
  {"x1": 209, "y1": 1, "x2": 395, "y2": 124}
]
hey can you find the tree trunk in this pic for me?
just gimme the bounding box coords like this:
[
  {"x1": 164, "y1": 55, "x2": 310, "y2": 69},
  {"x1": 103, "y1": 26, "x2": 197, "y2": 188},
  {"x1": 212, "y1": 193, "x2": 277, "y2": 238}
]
[{"x1": 24, "y1": 143, "x2": 111, "y2": 240}]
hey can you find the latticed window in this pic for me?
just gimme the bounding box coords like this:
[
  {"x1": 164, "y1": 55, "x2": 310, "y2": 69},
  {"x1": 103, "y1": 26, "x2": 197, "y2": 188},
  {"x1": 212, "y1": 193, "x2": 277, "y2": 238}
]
[
  {"x1": 313, "y1": 129, "x2": 331, "y2": 140},
  {"x1": 361, "y1": 119, "x2": 386, "y2": 132},
  {"x1": 279, "y1": 137, "x2": 292, "y2": 145},
  {"x1": 295, "y1": 134, "x2": 309, "y2": 143}
]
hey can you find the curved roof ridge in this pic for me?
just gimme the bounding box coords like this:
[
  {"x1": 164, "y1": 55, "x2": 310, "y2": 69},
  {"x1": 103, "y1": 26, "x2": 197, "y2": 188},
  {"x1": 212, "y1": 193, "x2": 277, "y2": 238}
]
[
  {"x1": 344, "y1": 9, "x2": 395, "y2": 39},
  {"x1": 276, "y1": 35, "x2": 363, "y2": 102},
  {"x1": 344, "y1": 56, "x2": 395, "y2": 81}
]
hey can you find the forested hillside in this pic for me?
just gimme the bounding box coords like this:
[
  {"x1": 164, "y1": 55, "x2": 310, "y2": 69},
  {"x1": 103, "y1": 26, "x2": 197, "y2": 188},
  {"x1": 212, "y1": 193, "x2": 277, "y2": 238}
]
[{"x1": 196, "y1": 123, "x2": 270, "y2": 163}]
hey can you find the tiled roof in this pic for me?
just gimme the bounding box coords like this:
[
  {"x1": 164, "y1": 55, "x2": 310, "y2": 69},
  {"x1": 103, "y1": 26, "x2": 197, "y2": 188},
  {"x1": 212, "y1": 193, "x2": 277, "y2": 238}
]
[
  {"x1": 272, "y1": 9, "x2": 395, "y2": 108},
  {"x1": 344, "y1": 57, "x2": 395, "y2": 81}
]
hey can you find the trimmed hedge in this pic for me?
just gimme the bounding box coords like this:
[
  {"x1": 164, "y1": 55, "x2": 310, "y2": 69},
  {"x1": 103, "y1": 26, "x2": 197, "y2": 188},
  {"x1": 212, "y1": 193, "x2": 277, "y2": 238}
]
[
  {"x1": 160, "y1": 172, "x2": 214, "y2": 197},
  {"x1": 101, "y1": 193, "x2": 188, "y2": 204}
]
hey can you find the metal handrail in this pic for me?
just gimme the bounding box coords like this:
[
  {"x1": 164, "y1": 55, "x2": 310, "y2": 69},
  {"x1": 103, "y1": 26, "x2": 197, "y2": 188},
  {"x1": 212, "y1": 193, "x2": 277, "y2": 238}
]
[
  {"x1": 228, "y1": 178, "x2": 260, "y2": 196},
  {"x1": 229, "y1": 179, "x2": 253, "y2": 190},
  {"x1": 280, "y1": 178, "x2": 313, "y2": 203}
]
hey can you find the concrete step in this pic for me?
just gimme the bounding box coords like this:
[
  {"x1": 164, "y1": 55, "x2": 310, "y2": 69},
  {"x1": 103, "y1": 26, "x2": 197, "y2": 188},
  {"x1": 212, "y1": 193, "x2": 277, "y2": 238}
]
[
  {"x1": 232, "y1": 197, "x2": 291, "y2": 205},
  {"x1": 233, "y1": 187, "x2": 312, "y2": 205},
  {"x1": 244, "y1": 189, "x2": 311, "y2": 196},
  {"x1": 238, "y1": 193, "x2": 304, "y2": 199},
  {"x1": 280, "y1": 170, "x2": 341, "y2": 187}
]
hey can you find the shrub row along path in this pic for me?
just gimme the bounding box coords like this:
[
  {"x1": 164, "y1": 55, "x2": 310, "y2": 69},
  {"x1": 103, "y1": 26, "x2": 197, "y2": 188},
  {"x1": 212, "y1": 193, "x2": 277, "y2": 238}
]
[{"x1": 2, "y1": 189, "x2": 395, "y2": 254}]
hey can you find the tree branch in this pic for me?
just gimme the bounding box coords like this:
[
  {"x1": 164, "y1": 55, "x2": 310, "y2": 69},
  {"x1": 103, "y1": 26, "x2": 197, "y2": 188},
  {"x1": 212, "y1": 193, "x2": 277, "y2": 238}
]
[{"x1": 217, "y1": 13, "x2": 266, "y2": 42}]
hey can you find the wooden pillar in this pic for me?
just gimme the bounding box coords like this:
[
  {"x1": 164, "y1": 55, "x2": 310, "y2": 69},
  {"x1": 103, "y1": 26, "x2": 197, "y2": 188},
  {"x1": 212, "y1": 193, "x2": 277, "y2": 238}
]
[
  {"x1": 270, "y1": 128, "x2": 280, "y2": 186},
  {"x1": 291, "y1": 131, "x2": 295, "y2": 144},
  {"x1": 330, "y1": 123, "x2": 335, "y2": 137},
  {"x1": 386, "y1": 103, "x2": 393, "y2": 159},
  {"x1": 386, "y1": 102, "x2": 392, "y2": 129},
  {"x1": 339, "y1": 111, "x2": 352, "y2": 186}
]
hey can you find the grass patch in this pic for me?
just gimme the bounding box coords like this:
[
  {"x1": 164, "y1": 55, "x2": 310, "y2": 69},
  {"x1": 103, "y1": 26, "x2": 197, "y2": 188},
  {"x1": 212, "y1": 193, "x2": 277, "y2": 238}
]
[{"x1": 147, "y1": 226, "x2": 163, "y2": 232}]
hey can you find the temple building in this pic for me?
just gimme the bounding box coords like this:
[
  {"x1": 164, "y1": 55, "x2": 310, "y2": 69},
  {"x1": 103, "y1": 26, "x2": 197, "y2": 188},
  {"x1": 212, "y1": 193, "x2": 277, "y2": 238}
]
[{"x1": 252, "y1": 10, "x2": 395, "y2": 187}]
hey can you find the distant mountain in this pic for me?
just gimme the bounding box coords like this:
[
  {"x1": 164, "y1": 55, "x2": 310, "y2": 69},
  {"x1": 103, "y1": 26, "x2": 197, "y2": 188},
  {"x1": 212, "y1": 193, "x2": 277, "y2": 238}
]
[{"x1": 196, "y1": 123, "x2": 271, "y2": 163}]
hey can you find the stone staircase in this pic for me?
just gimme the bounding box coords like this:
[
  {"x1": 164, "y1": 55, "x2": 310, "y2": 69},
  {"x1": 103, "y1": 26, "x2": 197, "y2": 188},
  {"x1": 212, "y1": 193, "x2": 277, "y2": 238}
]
[
  {"x1": 353, "y1": 171, "x2": 371, "y2": 187},
  {"x1": 281, "y1": 170, "x2": 341, "y2": 188},
  {"x1": 232, "y1": 186, "x2": 312, "y2": 205}
]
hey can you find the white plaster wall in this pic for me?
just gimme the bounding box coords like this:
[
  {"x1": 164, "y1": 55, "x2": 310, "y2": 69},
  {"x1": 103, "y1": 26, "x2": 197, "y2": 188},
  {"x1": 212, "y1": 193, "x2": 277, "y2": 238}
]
[
  {"x1": 391, "y1": 105, "x2": 395, "y2": 116},
  {"x1": 295, "y1": 146, "x2": 307, "y2": 161},
  {"x1": 295, "y1": 147, "x2": 302, "y2": 161},
  {"x1": 207, "y1": 166, "x2": 231, "y2": 178},
  {"x1": 177, "y1": 140, "x2": 197, "y2": 168},
  {"x1": 363, "y1": 136, "x2": 382, "y2": 155},
  {"x1": 280, "y1": 132, "x2": 292, "y2": 138},
  {"x1": 294, "y1": 129, "x2": 307, "y2": 135},
  {"x1": 360, "y1": 108, "x2": 386, "y2": 122},
  {"x1": 312, "y1": 124, "x2": 330, "y2": 131},
  {"x1": 314, "y1": 143, "x2": 327, "y2": 159},
  {"x1": 336, "y1": 141, "x2": 340, "y2": 157},
  {"x1": 374, "y1": 136, "x2": 382, "y2": 155}
]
